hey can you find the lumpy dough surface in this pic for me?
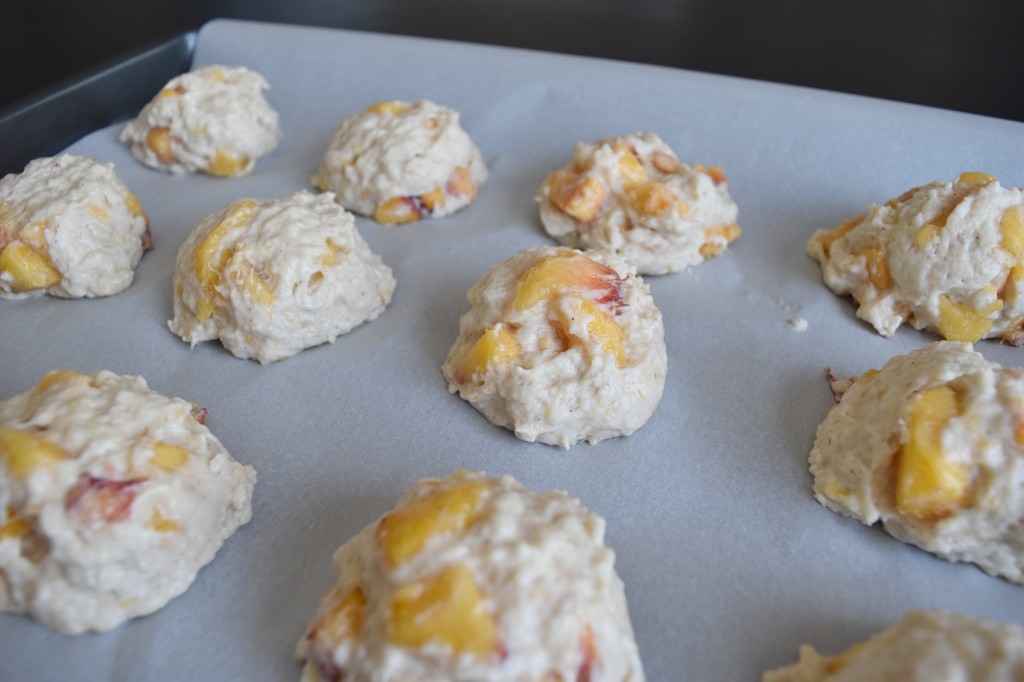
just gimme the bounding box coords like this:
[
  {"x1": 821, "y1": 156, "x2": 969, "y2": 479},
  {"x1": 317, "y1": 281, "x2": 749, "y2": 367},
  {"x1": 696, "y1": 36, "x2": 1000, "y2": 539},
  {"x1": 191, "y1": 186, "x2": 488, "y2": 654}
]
[
  {"x1": 169, "y1": 190, "x2": 396, "y2": 364},
  {"x1": 537, "y1": 132, "x2": 740, "y2": 275},
  {"x1": 0, "y1": 370, "x2": 255, "y2": 634},
  {"x1": 119, "y1": 64, "x2": 282, "y2": 176},
  {"x1": 764, "y1": 610, "x2": 1024, "y2": 682},
  {"x1": 442, "y1": 245, "x2": 666, "y2": 448},
  {"x1": 296, "y1": 470, "x2": 645, "y2": 682},
  {"x1": 810, "y1": 341, "x2": 1024, "y2": 583},
  {"x1": 807, "y1": 172, "x2": 1024, "y2": 343},
  {"x1": 0, "y1": 155, "x2": 150, "y2": 299},
  {"x1": 313, "y1": 100, "x2": 487, "y2": 224}
]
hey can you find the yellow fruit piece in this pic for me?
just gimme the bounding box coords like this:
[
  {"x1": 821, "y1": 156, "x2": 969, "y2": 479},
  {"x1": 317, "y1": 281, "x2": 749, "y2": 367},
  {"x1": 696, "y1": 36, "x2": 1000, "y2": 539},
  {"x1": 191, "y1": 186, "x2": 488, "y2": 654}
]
[
  {"x1": 36, "y1": 370, "x2": 86, "y2": 393},
  {"x1": 125, "y1": 193, "x2": 147, "y2": 220},
  {"x1": 617, "y1": 149, "x2": 647, "y2": 186},
  {"x1": 374, "y1": 197, "x2": 421, "y2": 225},
  {"x1": 230, "y1": 259, "x2": 275, "y2": 306},
  {"x1": 445, "y1": 167, "x2": 477, "y2": 199},
  {"x1": 149, "y1": 510, "x2": 183, "y2": 533},
  {"x1": 628, "y1": 181, "x2": 677, "y2": 217},
  {"x1": 0, "y1": 240, "x2": 61, "y2": 292},
  {"x1": 916, "y1": 194, "x2": 962, "y2": 244},
  {"x1": 207, "y1": 69, "x2": 227, "y2": 83},
  {"x1": 547, "y1": 171, "x2": 607, "y2": 223},
  {"x1": 0, "y1": 427, "x2": 68, "y2": 479},
  {"x1": 696, "y1": 163, "x2": 729, "y2": 183},
  {"x1": 854, "y1": 247, "x2": 890, "y2": 290},
  {"x1": 455, "y1": 326, "x2": 520, "y2": 383},
  {"x1": 146, "y1": 126, "x2": 175, "y2": 165},
  {"x1": 0, "y1": 507, "x2": 48, "y2": 563},
  {"x1": 937, "y1": 293, "x2": 1003, "y2": 343},
  {"x1": 420, "y1": 188, "x2": 445, "y2": 213},
  {"x1": 816, "y1": 215, "x2": 863, "y2": 258},
  {"x1": 575, "y1": 299, "x2": 627, "y2": 368},
  {"x1": 322, "y1": 238, "x2": 346, "y2": 267},
  {"x1": 389, "y1": 563, "x2": 498, "y2": 657},
  {"x1": 917, "y1": 223, "x2": 940, "y2": 247},
  {"x1": 194, "y1": 200, "x2": 257, "y2": 322},
  {"x1": 377, "y1": 480, "x2": 487, "y2": 568},
  {"x1": 699, "y1": 223, "x2": 742, "y2": 258},
  {"x1": 0, "y1": 508, "x2": 31, "y2": 540},
  {"x1": 151, "y1": 442, "x2": 189, "y2": 471},
  {"x1": 957, "y1": 171, "x2": 997, "y2": 187},
  {"x1": 824, "y1": 482, "x2": 852, "y2": 500},
  {"x1": 933, "y1": 201, "x2": 960, "y2": 229},
  {"x1": 1003, "y1": 207, "x2": 1024, "y2": 307},
  {"x1": 513, "y1": 253, "x2": 620, "y2": 312},
  {"x1": 1002, "y1": 207, "x2": 1024, "y2": 259},
  {"x1": 896, "y1": 385, "x2": 969, "y2": 520},
  {"x1": 368, "y1": 101, "x2": 412, "y2": 116},
  {"x1": 89, "y1": 205, "x2": 109, "y2": 222},
  {"x1": 207, "y1": 149, "x2": 249, "y2": 177},
  {"x1": 313, "y1": 586, "x2": 366, "y2": 645},
  {"x1": 707, "y1": 224, "x2": 741, "y2": 243}
]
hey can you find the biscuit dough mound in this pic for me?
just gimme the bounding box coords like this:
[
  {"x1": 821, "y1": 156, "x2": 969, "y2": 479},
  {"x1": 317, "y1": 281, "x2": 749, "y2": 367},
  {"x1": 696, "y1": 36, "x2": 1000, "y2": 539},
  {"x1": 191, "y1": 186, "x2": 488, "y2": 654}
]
[
  {"x1": 313, "y1": 100, "x2": 488, "y2": 224},
  {"x1": 764, "y1": 610, "x2": 1024, "y2": 682},
  {"x1": 0, "y1": 370, "x2": 255, "y2": 634},
  {"x1": 0, "y1": 155, "x2": 151, "y2": 299},
  {"x1": 442, "y1": 246, "x2": 666, "y2": 448},
  {"x1": 807, "y1": 172, "x2": 1024, "y2": 343},
  {"x1": 537, "y1": 132, "x2": 740, "y2": 275},
  {"x1": 296, "y1": 470, "x2": 645, "y2": 682},
  {"x1": 810, "y1": 341, "x2": 1024, "y2": 583},
  {"x1": 169, "y1": 191, "x2": 395, "y2": 364},
  {"x1": 119, "y1": 64, "x2": 282, "y2": 176}
]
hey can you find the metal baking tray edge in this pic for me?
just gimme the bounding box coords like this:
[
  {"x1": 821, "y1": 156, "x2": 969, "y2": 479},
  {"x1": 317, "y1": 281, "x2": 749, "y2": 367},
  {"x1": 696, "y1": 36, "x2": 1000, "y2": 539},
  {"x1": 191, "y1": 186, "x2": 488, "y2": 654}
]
[{"x1": 0, "y1": 31, "x2": 197, "y2": 176}]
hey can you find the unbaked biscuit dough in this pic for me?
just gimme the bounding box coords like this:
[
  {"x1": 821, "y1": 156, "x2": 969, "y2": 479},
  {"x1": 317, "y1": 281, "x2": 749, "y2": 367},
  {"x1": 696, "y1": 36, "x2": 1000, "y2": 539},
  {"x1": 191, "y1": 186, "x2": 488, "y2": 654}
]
[
  {"x1": 764, "y1": 610, "x2": 1024, "y2": 682},
  {"x1": 442, "y1": 246, "x2": 666, "y2": 448},
  {"x1": 119, "y1": 64, "x2": 282, "y2": 176},
  {"x1": 810, "y1": 341, "x2": 1024, "y2": 583},
  {"x1": 313, "y1": 100, "x2": 487, "y2": 224},
  {"x1": 807, "y1": 172, "x2": 1024, "y2": 343},
  {"x1": 537, "y1": 132, "x2": 740, "y2": 275},
  {"x1": 296, "y1": 470, "x2": 645, "y2": 682},
  {"x1": 0, "y1": 370, "x2": 255, "y2": 634},
  {"x1": 0, "y1": 155, "x2": 150, "y2": 299},
  {"x1": 169, "y1": 190, "x2": 395, "y2": 364}
]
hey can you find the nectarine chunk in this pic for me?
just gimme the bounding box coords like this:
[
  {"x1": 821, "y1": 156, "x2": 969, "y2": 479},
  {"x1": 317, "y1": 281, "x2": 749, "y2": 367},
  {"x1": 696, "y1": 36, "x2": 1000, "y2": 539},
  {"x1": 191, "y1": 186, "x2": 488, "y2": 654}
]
[
  {"x1": 389, "y1": 563, "x2": 498, "y2": 657},
  {"x1": 455, "y1": 325, "x2": 520, "y2": 384},
  {"x1": 377, "y1": 479, "x2": 487, "y2": 567},
  {"x1": 513, "y1": 253, "x2": 621, "y2": 312},
  {"x1": 896, "y1": 385, "x2": 969, "y2": 521}
]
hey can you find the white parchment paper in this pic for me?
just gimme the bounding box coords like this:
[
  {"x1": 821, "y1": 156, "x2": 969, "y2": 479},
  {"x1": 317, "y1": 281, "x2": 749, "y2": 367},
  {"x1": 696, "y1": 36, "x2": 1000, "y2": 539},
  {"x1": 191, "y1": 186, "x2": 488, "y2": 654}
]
[{"x1": 3, "y1": 18, "x2": 1024, "y2": 681}]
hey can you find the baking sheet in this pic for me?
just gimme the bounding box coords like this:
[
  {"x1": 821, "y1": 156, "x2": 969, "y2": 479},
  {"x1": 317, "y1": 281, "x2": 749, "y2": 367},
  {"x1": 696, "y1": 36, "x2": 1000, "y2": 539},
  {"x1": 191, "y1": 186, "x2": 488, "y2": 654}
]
[{"x1": 3, "y1": 18, "x2": 1024, "y2": 681}]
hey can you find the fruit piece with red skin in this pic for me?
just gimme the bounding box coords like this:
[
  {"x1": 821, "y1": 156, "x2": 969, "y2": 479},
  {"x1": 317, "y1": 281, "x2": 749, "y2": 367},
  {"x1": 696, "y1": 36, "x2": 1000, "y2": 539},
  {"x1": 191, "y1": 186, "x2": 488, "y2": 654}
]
[
  {"x1": 374, "y1": 196, "x2": 432, "y2": 224},
  {"x1": 141, "y1": 225, "x2": 154, "y2": 253},
  {"x1": 446, "y1": 167, "x2": 477, "y2": 199},
  {"x1": 514, "y1": 252, "x2": 624, "y2": 313},
  {"x1": 577, "y1": 624, "x2": 597, "y2": 682},
  {"x1": 191, "y1": 405, "x2": 208, "y2": 425},
  {"x1": 65, "y1": 474, "x2": 144, "y2": 528}
]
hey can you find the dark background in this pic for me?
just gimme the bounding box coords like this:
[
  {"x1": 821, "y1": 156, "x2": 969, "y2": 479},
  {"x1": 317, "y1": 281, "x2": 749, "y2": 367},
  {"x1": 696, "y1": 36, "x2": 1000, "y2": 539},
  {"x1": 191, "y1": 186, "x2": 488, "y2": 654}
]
[{"x1": 4, "y1": 0, "x2": 1024, "y2": 122}]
